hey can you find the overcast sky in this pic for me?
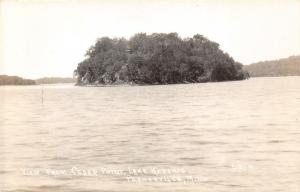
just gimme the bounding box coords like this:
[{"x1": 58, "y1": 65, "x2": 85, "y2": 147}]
[{"x1": 0, "y1": 0, "x2": 299, "y2": 79}]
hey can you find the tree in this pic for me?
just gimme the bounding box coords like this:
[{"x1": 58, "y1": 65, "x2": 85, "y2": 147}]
[{"x1": 74, "y1": 33, "x2": 248, "y2": 85}]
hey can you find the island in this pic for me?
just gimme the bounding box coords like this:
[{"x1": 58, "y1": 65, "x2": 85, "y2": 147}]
[
  {"x1": 0, "y1": 75, "x2": 36, "y2": 85},
  {"x1": 74, "y1": 33, "x2": 249, "y2": 86},
  {"x1": 244, "y1": 56, "x2": 300, "y2": 77}
]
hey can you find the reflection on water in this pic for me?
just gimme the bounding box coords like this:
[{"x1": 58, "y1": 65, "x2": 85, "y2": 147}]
[{"x1": 0, "y1": 77, "x2": 300, "y2": 192}]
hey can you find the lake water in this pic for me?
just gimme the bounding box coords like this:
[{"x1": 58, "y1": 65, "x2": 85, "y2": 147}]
[{"x1": 0, "y1": 77, "x2": 300, "y2": 192}]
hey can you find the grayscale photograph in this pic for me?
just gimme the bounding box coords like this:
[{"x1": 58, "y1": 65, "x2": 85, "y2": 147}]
[{"x1": 0, "y1": 0, "x2": 299, "y2": 192}]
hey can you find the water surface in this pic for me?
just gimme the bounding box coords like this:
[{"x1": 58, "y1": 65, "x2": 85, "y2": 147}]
[{"x1": 0, "y1": 77, "x2": 300, "y2": 192}]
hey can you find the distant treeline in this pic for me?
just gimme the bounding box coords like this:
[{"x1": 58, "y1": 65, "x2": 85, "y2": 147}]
[
  {"x1": 0, "y1": 75, "x2": 75, "y2": 85},
  {"x1": 75, "y1": 33, "x2": 249, "y2": 85},
  {"x1": 0, "y1": 75, "x2": 36, "y2": 85},
  {"x1": 244, "y1": 56, "x2": 300, "y2": 77},
  {"x1": 35, "y1": 77, "x2": 75, "y2": 84}
]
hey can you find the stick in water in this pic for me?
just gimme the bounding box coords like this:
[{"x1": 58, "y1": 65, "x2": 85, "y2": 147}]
[{"x1": 42, "y1": 85, "x2": 44, "y2": 104}]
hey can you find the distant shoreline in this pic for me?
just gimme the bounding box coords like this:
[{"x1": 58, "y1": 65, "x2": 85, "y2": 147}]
[
  {"x1": 0, "y1": 75, "x2": 75, "y2": 86},
  {"x1": 244, "y1": 56, "x2": 300, "y2": 77},
  {"x1": 1, "y1": 76, "x2": 299, "y2": 87},
  {"x1": 0, "y1": 75, "x2": 36, "y2": 86}
]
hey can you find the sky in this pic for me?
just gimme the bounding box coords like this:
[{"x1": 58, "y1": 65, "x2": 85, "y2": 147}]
[{"x1": 0, "y1": 0, "x2": 300, "y2": 79}]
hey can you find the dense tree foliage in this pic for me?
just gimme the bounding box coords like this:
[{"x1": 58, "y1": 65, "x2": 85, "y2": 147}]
[
  {"x1": 0, "y1": 75, "x2": 36, "y2": 85},
  {"x1": 75, "y1": 33, "x2": 248, "y2": 85},
  {"x1": 244, "y1": 56, "x2": 300, "y2": 77}
]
